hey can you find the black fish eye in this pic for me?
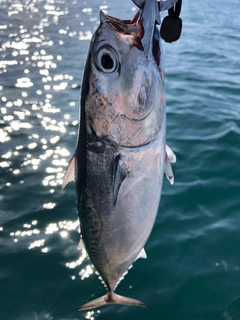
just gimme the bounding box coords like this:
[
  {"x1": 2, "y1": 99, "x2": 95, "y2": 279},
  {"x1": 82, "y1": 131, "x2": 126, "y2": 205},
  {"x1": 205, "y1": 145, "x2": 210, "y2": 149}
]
[{"x1": 95, "y1": 46, "x2": 119, "y2": 74}]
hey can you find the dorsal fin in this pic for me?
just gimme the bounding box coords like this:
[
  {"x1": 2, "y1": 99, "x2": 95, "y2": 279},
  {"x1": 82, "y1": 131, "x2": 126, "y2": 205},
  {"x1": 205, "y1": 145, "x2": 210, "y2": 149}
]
[{"x1": 62, "y1": 154, "x2": 76, "y2": 189}]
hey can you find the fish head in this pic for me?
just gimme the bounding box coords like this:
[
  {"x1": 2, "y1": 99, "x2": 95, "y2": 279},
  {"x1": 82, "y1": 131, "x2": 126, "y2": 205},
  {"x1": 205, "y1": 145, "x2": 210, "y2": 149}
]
[{"x1": 84, "y1": 7, "x2": 165, "y2": 148}]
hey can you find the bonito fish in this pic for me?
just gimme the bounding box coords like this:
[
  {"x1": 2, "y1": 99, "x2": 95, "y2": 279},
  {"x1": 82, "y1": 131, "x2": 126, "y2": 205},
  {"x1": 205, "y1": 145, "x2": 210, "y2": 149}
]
[{"x1": 62, "y1": 0, "x2": 176, "y2": 310}]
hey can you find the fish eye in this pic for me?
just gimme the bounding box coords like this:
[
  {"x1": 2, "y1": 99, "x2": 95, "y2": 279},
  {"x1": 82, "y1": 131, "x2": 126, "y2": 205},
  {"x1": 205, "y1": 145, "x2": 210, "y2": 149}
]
[{"x1": 95, "y1": 46, "x2": 119, "y2": 74}]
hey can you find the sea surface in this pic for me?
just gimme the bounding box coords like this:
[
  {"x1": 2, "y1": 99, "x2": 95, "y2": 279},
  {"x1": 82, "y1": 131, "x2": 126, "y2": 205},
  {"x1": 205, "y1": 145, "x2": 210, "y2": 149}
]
[{"x1": 0, "y1": 0, "x2": 240, "y2": 319}]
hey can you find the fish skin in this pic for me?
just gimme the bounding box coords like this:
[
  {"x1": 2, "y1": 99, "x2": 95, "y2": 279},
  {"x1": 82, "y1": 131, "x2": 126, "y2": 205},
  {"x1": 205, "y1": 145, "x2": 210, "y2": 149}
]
[
  {"x1": 63, "y1": 0, "x2": 167, "y2": 310},
  {"x1": 79, "y1": 140, "x2": 164, "y2": 289}
]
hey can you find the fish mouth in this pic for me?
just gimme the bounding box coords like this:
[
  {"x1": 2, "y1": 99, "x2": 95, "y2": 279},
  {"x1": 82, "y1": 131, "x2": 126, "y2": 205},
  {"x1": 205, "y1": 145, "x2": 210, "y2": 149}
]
[
  {"x1": 100, "y1": 10, "x2": 144, "y2": 51},
  {"x1": 100, "y1": 0, "x2": 160, "y2": 60},
  {"x1": 100, "y1": 9, "x2": 141, "y2": 25}
]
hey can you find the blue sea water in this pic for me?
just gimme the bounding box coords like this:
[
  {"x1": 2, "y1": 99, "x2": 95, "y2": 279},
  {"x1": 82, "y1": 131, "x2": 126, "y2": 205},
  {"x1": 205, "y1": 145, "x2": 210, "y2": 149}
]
[{"x1": 0, "y1": 0, "x2": 240, "y2": 319}]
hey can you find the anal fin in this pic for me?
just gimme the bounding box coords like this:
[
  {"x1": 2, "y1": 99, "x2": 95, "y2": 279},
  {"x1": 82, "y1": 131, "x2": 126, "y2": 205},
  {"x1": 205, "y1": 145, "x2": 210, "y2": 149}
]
[
  {"x1": 136, "y1": 248, "x2": 147, "y2": 260},
  {"x1": 77, "y1": 238, "x2": 86, "y2": 251}
]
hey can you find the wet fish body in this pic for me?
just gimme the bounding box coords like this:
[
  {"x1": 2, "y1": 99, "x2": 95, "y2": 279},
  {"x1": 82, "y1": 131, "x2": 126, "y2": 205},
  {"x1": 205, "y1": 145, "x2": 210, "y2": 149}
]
[{"x1": 63, "y1": 0, "x2": 175, "y2": 310}]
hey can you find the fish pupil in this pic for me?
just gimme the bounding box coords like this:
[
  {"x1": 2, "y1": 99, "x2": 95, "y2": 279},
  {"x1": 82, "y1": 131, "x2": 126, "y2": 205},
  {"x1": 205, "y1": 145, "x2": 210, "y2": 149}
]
[
  {"x1": 95, "y1": 46, "x2": 118, "y2": 74},
  {"x1": 101, "y1": 53, "x2": 114, "y2": 70}
]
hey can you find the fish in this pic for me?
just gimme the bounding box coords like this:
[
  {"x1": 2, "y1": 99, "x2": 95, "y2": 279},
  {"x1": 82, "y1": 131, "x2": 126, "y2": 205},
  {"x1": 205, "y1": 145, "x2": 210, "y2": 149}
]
[{"x1": 62, "y1": 0, "x2": 176, "y2": 311}]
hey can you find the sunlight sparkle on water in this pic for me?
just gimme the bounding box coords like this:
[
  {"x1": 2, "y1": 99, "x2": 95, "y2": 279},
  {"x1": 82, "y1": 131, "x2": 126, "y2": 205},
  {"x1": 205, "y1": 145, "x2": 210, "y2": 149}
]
[
  {"x1": 0, "y1": 60, "x2": 18, "y2": 68},
  {"x1": 3, "y1": 115, "x2": 12, "y2": 123},
  {"x1": 45, "y1": 220, "x2": 79, "y2": 235},
  {"x1": 82, "y1": 8, "x2": 92, "y2": 13},
  {"x1": 10, "y1": 228, "x2": 40, "y2": 238},
  {"x1": 79, "y1": 31, "x2": 93, "y2": 40},
  {"x1": 66, "y1": 253, "x2": 87, "y2": 270},
  {"x1": 15, "y1": 77, "x2": 33, "y2": 88},
  {"x1": 45, "y1": 223, "x2": 59, "y2": 234},
  {"x1": 2, "y1": 151, "x2": 12, "y2": 159},
  {"x1": 8, "y1": 216, "x2": 79, "y2": 257},
  {"x1": 28, "y1": 239, "x2": 45, "y2": 250},
  {"x1": 0, "y1": 161, "x2": 11, "y2": 168},
  {"x1": 0, "y1": 0, "x2": 97, "y2": 312},
  {"x1": 43, "y1": 202, "x2": 56, "y2": 209},
  {"x1": 50, "y1": 135, "x2": 60, "y2": 144},
  {"x1": 28, "y1": 142, "x2": 37, "y2": 149},
  {"x1": 80, "y1": 265, "x2": 94, "y2": 280},
  {"x1": 53, "y1": 82, "x2": 68, "y2": 90},
  {"x1": 23, "y1": 224, "x2": 31, "y2": 229},
  {"x1": 60, "y1": 230, "x2": 69, "y2": 238},
  {"x1": 0, "y1": 129, "x2": 10, "y2": 143},
  {"x1": 85, "y1": 309, "x2": 101, "y2": 320}
]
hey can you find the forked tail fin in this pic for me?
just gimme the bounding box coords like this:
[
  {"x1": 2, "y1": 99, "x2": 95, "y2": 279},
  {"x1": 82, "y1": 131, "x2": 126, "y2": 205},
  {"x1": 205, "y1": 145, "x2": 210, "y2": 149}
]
[{"x1": 78, "y1": 291, "x2": 145, "y2": 311}]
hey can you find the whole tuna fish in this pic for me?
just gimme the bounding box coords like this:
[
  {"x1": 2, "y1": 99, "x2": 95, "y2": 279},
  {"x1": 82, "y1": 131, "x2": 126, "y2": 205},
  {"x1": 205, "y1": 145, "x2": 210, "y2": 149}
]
[{"x1": 62, "y1": 0, "x2": 176, "y2": 310}]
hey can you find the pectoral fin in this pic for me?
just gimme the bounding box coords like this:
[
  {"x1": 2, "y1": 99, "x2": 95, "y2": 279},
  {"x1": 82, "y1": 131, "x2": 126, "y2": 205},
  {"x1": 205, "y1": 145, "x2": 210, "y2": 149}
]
[
  {"x1": 113, "y1": 154, "x2": 128, "y2": 206},
  {"x1": 62, "y1": 154, "x2": 76, "y2": 189}
]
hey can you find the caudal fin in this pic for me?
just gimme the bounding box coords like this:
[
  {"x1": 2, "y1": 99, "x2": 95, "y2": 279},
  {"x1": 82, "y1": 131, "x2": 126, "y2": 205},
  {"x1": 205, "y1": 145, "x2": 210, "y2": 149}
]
[{"x1": 78, "y1": 291, "x2": 145, "y2": 311}]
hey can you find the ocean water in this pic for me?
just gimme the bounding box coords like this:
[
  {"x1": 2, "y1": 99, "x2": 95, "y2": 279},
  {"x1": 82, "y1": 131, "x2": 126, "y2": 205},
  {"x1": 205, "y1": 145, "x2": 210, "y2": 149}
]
[{"x1": 0, "y1": 0, "x2": 240, "y2": 319}]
